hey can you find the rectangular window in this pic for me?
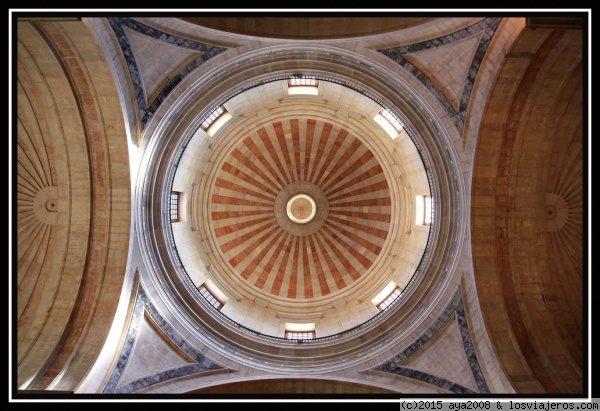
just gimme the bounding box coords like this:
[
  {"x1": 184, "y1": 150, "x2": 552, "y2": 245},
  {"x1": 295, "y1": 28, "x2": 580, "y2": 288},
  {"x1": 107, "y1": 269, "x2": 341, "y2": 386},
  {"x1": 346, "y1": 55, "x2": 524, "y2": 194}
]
[
  {"x1": 380, "y1": 108, "x2": 404, "y2": 132},
  {"x1": 289, "y1": 77, "x2": 317, "y2": 87},
  {"x1": 201, "y1": 106, "x2": 232, "y2": 136},
  {"x1": 372, "y1": 281, "x2": 402, "y2": 312},
  {"x1": 378, "y1": 287, "x2": 402, "y2": 311},
  {"x1": 199, "y1": 285, "x2": 222, "y2": 310},
  {"x1": 200, "y1": 106, "x2": 225, "y2": 130},
  {"x1": 170, "y1": 192, "x2": 179, "y2": 222},
  {"x1": 424, "y1": 195, "x2": 432, "y2": 225},
  {"x1": 285, "y1": 331, "x2": 315, "y2": 340},
  {"x1": 284, "y1": 322, "x2": 315, "y2": 340},
  {"x1": 374, "y1": 108, "x2": 404, "y2": 139},
  {"x1": 415, "y1": 194, "x2": 432, "y2": 226},
  {"x1": 288, "y1": 77, "x2": 319, "y2": 95}
]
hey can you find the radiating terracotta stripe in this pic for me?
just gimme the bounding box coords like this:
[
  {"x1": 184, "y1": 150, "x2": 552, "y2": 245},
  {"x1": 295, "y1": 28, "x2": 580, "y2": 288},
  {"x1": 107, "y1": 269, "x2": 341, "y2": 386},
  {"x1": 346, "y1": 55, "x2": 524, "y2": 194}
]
[
  {"x1": 213, "y1": 216, "x2": 274, "y2": 237},
  {"x1": 328, "y1": 209, "x2": 391, "y2": 222},
  {"x1": 326, "y1": 220, "x2": 382, "y2": 255},
  {"x1": 307, "y1": 234, "x2": 331, "y2": 296},
  {"x1": 252, "y1": 231, "x2": 287, "y2": 287},
  {"x1": 307, "y1": 122, "x2": 333, "y2": 182},
  {"x1": 210, "y1": 118, "x2": 392, "y2": 300},
  {"x1": 322, "y1": 225, "x2": 373, "y2": 269},
  {"x1": 243, "y1": 136, "x2": 286, "y2": 189},
  {"x1": 221, "y1": 161, "x2": 278, "y2": 196},
  {"x1": 220, "y1": 220, "x2": 276, "y2": 254},
  {"x1": 318, "y1": 137, "x2": 363, "y2": 189},
  {"x1": 211, "y1": 194, "x2": 272, "y2": 208},
  {"x1": 325, "y1": 164, "x2": 384, "y2": 197},
  {"x1": 270, "y1": 234, "x2": 293, "y2": 295},
  {"x1": 315, "y1": 230, "x2": 361, "y2": 281},
  {"x1": 287, "y1": 237, "x2": 300, "y2": 298},
  {"x1": 211, "y1": 209, "x2": 272, "y2": 220},
  {"x1": 229, "y1": 224, "x2": 280, "y2": 268},
  {"x1": 322, "y1": 149, "x2": 374, "y2": 192},
  {"x1": 328, "y1": 215, "x2": 389, "y2": 240},
  {"x1": 291, "y1": 119, "x2": 301, "y2": 181},
  {"x1": 231, "y1": 148, "x2": 281, "y2": 192},
  {"x1": 307, "y1": 235, "x2": 331, "y2": 296},
  {"x1": 241, "y1": 229, "x2": 285, "y2": 281},
  {"x1": 273, "y1": 121, "x2": 296, "y2": 183},
  {"x1": 301, "y1": 237, "x2": 313, "y2": 298},
  {"x1": 329, "y1": 197, "x2": 391, "y2": 207},
  {"x1": 302, "y1": 119, "x2": 316, "y2": 181},
  {"x1": 313, "y1": 128, "x2": 349, "y2": 186},
  {"x1": 328, "y1": 180, "x2": 389, "y2": 203},
  {"x1": 257, "y1": 127, "x2": 291, "y2": 185},
  {"x1": 312, "y1": 232, "x2": 347, "y2": 290},
  {"x1": 214, "y1": 177, "x2": 274, "y2": 201}
]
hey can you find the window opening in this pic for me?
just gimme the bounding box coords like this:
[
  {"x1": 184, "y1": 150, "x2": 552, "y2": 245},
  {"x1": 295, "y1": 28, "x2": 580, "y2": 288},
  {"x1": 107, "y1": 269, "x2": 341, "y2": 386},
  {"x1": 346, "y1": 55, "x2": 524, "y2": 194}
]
[
  {"x1": 285, "y1": 331, "x2": 315, "y2": 340},
  {"x1": 425, "y1": 196, "x2": 432, "y2": 225},
  {"x1": 288, "y1": 76, "x2": 319, "y2": 95},
  {"x1": 199, "y1": 285, "x2": 222, "y2": 310},
  {"x1": 201, "y1": 106, "x2": 231, "y2": 136},
  {"x1": 284, "y1": 322, "x2": 316, "y2": 340},
  {"x1": 372, "y1": 281, "x2": 402, "y2": 312},
  {"x1": 201, "y1": 106, "x2": 224, "y2": 130},
  {"x1": 170, "y1": 192, "x2": 179, "y2": 222},
  {"x1": 380, "y1": 108, "x2": 404, "y2": 132},
  {"x1": 416, "y1": 195, "x2": 432, "y2": 226},
  {"x1": 374, "y1": 108, "x2": 404, "y2": 139},
  {"x1": 378, "y1": 287, "x2": 402, "y2": 311},
  {"x1": 289, "y1": 77, "x2": 318, "y2": 87}
]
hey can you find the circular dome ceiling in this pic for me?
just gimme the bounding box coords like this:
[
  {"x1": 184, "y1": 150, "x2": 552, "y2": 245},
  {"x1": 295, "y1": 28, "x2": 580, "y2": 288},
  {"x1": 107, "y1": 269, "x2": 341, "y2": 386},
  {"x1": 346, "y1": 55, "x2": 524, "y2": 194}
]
[
  {"x1": 168, "y1": 77, "x2": 433, "y2": 339},
  {"x1": 208, "y1": 117, "x2": 392, "y2": 302}
]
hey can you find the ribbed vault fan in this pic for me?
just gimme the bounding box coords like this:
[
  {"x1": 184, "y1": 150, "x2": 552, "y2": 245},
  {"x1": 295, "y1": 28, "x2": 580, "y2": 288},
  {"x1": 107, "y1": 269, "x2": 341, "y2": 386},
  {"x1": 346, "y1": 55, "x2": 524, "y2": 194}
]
[{"x1": 209, "y1": 118, "x2": 392, "y2": 300}]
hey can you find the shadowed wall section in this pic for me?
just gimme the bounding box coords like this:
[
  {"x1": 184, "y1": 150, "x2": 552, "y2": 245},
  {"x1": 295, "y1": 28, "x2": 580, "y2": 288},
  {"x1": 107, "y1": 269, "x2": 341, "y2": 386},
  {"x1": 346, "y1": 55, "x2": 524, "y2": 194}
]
[{"x1": 472, "y1": 27, "x2": 584, "y2": 394}]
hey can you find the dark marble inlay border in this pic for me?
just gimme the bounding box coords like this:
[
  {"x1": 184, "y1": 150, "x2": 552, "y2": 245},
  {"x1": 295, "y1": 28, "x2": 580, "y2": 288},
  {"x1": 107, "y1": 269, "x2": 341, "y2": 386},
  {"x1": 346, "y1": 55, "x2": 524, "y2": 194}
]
[
  {"x1": 373, "y1": 289, "x2": 490, "y2": 394},
  {"x1": 102, "y1": 284, "x2": 224, "y2": 394},
  {"x1": 378, "y1": 17, "x2": 502, "y2": 135},
  {"x1": 107, "y1": 17, "x2": 227, "y2": 129}
]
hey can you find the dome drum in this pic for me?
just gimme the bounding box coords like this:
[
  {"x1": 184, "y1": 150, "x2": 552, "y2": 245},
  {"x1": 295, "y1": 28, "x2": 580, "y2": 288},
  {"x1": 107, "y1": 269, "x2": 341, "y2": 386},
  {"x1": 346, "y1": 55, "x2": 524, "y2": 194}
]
[{"x1": 136, "y1": 48, "x2": 464, "y2": 368}]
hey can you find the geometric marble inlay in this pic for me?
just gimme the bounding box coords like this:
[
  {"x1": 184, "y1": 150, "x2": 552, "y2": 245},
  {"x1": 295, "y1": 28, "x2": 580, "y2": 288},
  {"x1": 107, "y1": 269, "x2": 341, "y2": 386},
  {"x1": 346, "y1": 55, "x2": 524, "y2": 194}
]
[
  {"x1": 102, "y1": 283, "x2": 225, "y2": 394},
  {"x1": 108, "y1": 17, "x2": 227, "y2": 129},
  {"x1": 400, "y1": 313, "x2": 480, "y2": 393},
  {"x1": 403, "y1": 33, "x2": 483, "y2": 112},
  {"x1": 373, "y1": 289, "x2": 490, "y2": 394},
  {"x1": 378, "y1": 17, "x2": 502, "y2": 134},
  {"x1": 117, "y1": 313, "x2": 196, "y2": 386},
  {"x1": 122, "y1": 26, "x2": 204, "y2": 107}
]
